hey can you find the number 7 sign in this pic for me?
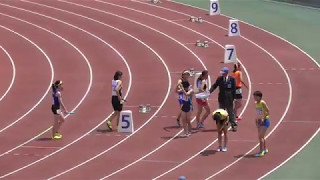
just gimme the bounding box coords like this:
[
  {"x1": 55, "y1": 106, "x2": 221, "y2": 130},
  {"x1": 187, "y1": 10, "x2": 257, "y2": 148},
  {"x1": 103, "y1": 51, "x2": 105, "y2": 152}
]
[{"x1": 224, "y1": 45, "x2": 238, "y2": 64}]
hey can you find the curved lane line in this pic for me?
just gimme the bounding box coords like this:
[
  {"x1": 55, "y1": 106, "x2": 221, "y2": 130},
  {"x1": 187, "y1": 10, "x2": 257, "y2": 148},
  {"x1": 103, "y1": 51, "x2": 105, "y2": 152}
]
[
  {"x1": 121, "y1": 1, "x2": 292, "y2": 179},
  {"x1": 258, "y1": 127, "x2": 320, "y2": 179},
  {"x1": 89, "y1": 1, "x2": 251, "y2": 179},
  {"x1": 0, "y1": 9, "x2": 94, "y2": 159},
  {"x1": 169, "y1": 0, "x2": 320, "y2": 69},
  {"x1": 135, "y1": 1, "x2": 318, "y2": 179},
  {"x1": 220, "y1": 6, "x2": 320, "y2": 180},
  {"x1": 0, "y1": 0, "x2": 172, "y2": 178},
  {"x1": 11, "y1": 0, "x2": 213, "y2": 179},
  {"x1": 36, "y1": 1, "x2": 249, "y2": 179},
  {"x1": 0, "y1": 23, "x2": 54, "y2": 134},
  {"x1": 146, "y1": 1, "x2": 293, "y2": 179},
  {"x1": 0, "y1": 45, "x2": 16, "y2": 102}
]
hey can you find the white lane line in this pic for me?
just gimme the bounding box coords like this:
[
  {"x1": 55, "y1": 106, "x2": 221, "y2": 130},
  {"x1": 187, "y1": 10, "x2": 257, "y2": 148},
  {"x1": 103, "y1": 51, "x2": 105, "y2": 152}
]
[
  {"x1": 0, "y1": 9, "x2": 93, "y2": 158},
  {"x1": 94, "y1": 1, "x2": 251, "y2": 180},
  {"x1": 0, "y1": 24, "x2": 54, "y2": 134},
  {"x1": 0, "y1": 0, "x2": 168, "y2": 178},
  {"x1": 21, "y1": 146, "x2": 61, "y2": 149},
  {"x1": 169, "y1": 0, "x2": 320, "y2": 68},
  {"x1": 15, "y1": 0, "x2": 211, "y2": 179},
  {"x1": 262, "y1": 0, "x2": 320, "y2": 11},
  {"x1": 0, "y1": 45, "x2": 16, "y2": 103},
  {"x1": 0, "y1": 1, "x2": 133, "y2": 178},
  {"x1": 228, "y1": 140, "x2": 256, "y2": 143},
  {"x1": 282, "y1": 121, "x2": 320, "y2": 123},
  {"x1": 285, "y1": 67, "x2": 319, "y2": 71},
  {"x1": 259, "y1": 127, "x2": 320, "y2": 179},
  {"x1": 125, "y1": 105, "x2": 160, "y2": 108},
  {"x1": 160, "y1": 2, "x2": 294, "y2": 179},
  {"x1": 169, "y1": 18, "x2": 188, "y2": 22},
  {"x1": 167, "y1": 2, "x2": 317, "y2": 178},
  {"x1": 141, "y1": 159, "x2": 180, "y2": 164},
  {"x1": 29, "y1": 0, "x2": 176, "y2": 178},
  {"x1": 127, "y1": 1, "x2": 291, "y2": 179}
]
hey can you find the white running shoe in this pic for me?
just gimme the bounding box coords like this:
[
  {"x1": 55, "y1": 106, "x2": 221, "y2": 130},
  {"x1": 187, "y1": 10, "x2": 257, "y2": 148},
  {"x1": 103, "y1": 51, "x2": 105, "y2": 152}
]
[
  {"x1": 216, "y1": 146, "x2": 222, "y2": 152},
  {"x1": 222, "y1": 147, "x2": 227, "y2": 152}
]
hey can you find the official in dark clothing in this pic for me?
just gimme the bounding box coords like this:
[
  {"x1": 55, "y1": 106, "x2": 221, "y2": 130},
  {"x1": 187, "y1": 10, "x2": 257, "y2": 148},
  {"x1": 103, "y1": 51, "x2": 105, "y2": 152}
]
[{"x1": 209, "y1": 67, "x2": 237, "y2": 131}]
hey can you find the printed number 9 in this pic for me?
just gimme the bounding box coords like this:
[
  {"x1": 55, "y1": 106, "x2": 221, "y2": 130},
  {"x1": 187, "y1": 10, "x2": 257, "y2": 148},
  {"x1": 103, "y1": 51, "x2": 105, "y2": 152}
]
[
  {"x1": 212, "y1": 2, "x2": 218, "y2": 13},
  {"x1": 122, "y1": 114, "x2": 130, "y2": 128},
  {"x1": 231, "y1": 23, "x2": 238, "y2": 33}
]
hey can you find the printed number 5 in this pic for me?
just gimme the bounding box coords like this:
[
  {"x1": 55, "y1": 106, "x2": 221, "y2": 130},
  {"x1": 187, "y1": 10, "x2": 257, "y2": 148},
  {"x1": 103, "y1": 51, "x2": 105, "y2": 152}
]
[
  {"x1": 212, "y1": 2, "x2": 218, "y2": 13},
  {"x1": 122, "y1": 115, "x2": 130, "y2": 128},
  {"x1": 227, "y1": 48, "x2": 234, "y2": 60}
]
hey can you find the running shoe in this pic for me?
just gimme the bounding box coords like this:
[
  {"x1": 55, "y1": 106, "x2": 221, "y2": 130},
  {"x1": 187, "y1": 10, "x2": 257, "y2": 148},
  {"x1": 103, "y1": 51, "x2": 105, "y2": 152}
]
[
  {"x1": 222, "y1": 147, "x2": 228, "y2": 152},
  {"x1": 196, "y1": 122, "x2": 201, "y2": 129},
  {"x1": 216, "y1": 146, "x2": 222, "y2": 152},
  {"x1": 263, "y1": 149, "x2": 269, "y2": 154},
  {"x1": 180, "y1": 133, "x2": 189, "y2": 138},
  {"x1": 107, "y1": 121, "x2": 113, "y2": 131},
  {"x1": 199, "y1": 122, "x2": 205, "y2": 129},
  {"x1": 254, "y1": 151, "x2": 265, "y2": 157},
  {"x1": 52, "y1": 134, "x2": 62, "y2": 140},
  {"x1": 236, "y1": 117, "x2": 242, "y2": 121},
  {"x1": 177, "y1": 119, "x2": 181, "y2": 127}
]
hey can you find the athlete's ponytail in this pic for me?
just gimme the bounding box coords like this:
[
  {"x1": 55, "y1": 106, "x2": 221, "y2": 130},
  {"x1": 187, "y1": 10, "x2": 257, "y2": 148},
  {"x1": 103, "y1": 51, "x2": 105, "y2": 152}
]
[
  {"x1": 198, "y1": 70, "x2": 208, "y2": 81},
  {"x1": 52, "y1": 80, "x2": 62, "y2": 93},
  {"x1": 233, "y1": 63, "x2": 241, "y2": 73},
  {"x1": 52, "y1": 83, "x2": 56, "y2": 93}
]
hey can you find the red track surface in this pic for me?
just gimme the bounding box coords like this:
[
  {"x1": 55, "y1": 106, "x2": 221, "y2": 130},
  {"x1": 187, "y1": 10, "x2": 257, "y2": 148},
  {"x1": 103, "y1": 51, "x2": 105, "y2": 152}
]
[
  {"x1": 0, "y1": 0, "x2": 319, "y2": 180},
  {"x1": 0, "y1": 26, "x2": 51, "y2": 131},
  {"x1": 0, "y1": 45, "x2": 14, "y2": 102}
]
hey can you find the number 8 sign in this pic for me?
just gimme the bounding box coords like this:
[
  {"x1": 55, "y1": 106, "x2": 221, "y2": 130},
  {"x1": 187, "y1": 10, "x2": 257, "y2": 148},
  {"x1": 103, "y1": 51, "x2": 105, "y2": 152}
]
[
  {"x1": 228, "y1": 19, "x2": 240, "y2": 36},
  {"x1": 118, "y1": 110, "x2": 134, "y2": 133},
  {"x1": 209, "y1": 0, "x2": 220, "y2": 16}
]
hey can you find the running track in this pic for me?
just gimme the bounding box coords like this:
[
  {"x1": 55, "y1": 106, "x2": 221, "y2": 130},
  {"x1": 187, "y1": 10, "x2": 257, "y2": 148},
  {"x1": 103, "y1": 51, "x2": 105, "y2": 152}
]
[{"x1": 0, "y1": 0, "x2": 319, "y2": 179}]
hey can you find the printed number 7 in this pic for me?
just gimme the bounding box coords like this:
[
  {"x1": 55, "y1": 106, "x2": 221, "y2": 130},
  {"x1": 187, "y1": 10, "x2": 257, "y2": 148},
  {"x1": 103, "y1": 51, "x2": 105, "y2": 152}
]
[
  {"x1": 227, "y1": 48, "x2": 234, "y2": 60},
  {"x1": 122, "y1": 115, "x2": 130, "y2": 128}
]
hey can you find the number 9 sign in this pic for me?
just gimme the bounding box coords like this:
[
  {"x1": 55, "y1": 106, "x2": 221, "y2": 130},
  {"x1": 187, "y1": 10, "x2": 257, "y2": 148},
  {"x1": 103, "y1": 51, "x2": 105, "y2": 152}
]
[
  {"x1": 210, "y1": 0, "x2": 220, "y2": 15},
  {"x1": 118, "y1": 110, "x2": 134, "y2": 133}
]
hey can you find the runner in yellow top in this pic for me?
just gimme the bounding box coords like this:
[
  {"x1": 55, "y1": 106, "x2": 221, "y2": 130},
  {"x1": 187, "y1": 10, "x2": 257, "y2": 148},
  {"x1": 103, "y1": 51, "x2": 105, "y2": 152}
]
[
  {"x1": 253, "y1": 90, "x2": 270, "y2": 157},
  {"x1": 212, "y1": 109, "x2": 229, "y2": 152}
]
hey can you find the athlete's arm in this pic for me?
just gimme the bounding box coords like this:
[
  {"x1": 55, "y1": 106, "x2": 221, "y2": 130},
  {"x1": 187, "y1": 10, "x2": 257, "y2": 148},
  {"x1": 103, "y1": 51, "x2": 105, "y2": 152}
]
[
  {"x1": 116, "y1": 80, "x2": 122, "y2": 101},
  {"x1": 262, "y1": 101, "x2": 270, "y2": 116},
  {"x1": 239, "y1": 71, "x2": 248, "y2": 89},
  {"x1": 57, "y1": 92, "x2": 68, "y2": 113},
  {"x1": 176, "y1": 79, "x2": 183, "y2": 93}
]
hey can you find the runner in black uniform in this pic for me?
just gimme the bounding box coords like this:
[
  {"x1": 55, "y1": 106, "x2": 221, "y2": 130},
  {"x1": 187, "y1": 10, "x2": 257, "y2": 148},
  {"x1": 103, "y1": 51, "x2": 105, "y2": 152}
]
[{"x1": 51, "y1": 80, "x2": 69, "y2": 140}]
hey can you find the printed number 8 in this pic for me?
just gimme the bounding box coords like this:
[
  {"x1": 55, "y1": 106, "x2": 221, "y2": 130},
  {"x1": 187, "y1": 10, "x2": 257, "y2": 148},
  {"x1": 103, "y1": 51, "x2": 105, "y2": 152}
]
[
  {"x1": 231, "y1": 23, "x2": 238, "y2": 33},
  {"x1": 212, "y1": 2, "x2": 218, "y2": 13}
]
